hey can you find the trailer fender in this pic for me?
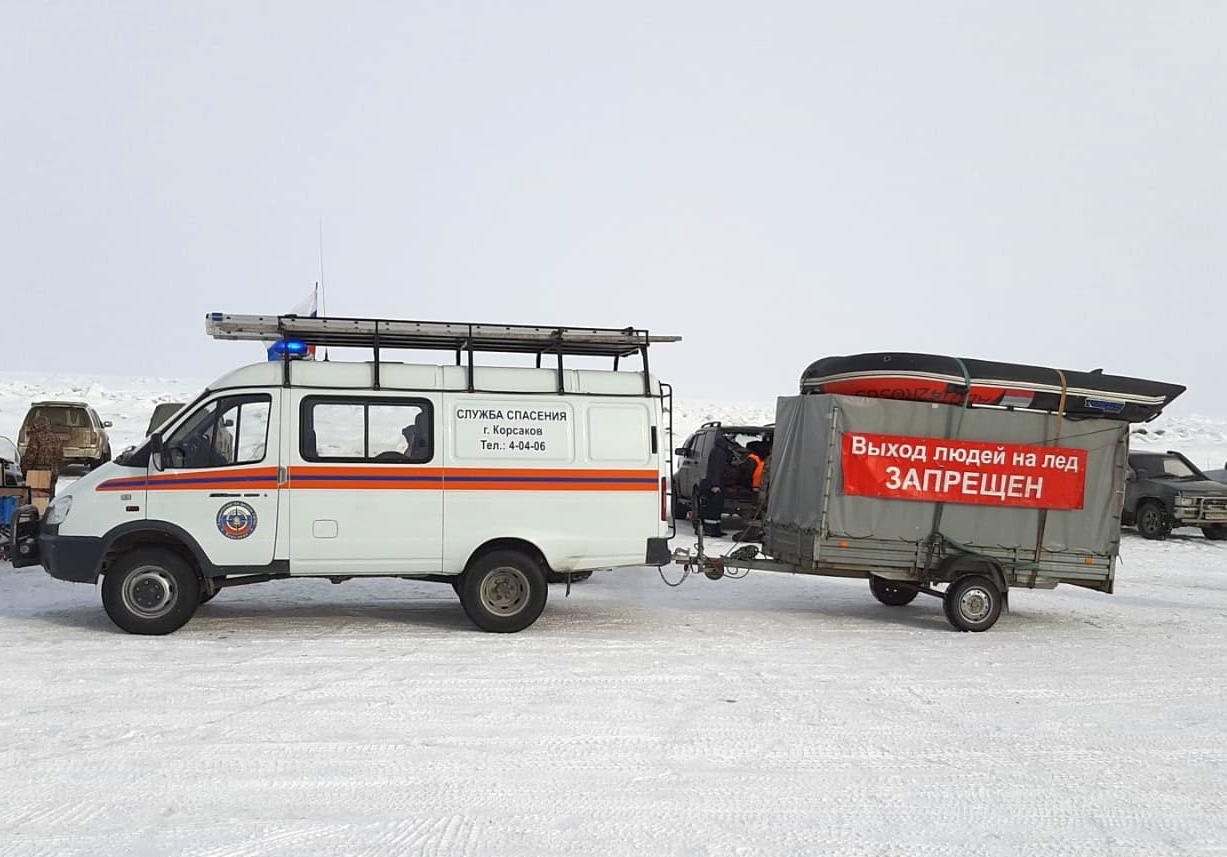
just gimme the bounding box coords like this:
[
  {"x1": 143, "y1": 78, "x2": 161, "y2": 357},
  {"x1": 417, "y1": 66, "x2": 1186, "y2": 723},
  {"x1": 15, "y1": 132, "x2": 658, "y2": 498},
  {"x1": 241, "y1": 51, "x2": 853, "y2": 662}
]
[{"x1": 935, "y1": 554, "x2": 1009, "y2": 610}]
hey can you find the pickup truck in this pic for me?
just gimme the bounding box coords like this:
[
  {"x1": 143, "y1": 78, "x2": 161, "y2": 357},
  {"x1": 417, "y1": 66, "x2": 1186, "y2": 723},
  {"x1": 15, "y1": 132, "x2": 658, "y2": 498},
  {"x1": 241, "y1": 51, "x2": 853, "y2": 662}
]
[{"x1": 1124, "y1": 451, "x2": 1227, "y2": 540}]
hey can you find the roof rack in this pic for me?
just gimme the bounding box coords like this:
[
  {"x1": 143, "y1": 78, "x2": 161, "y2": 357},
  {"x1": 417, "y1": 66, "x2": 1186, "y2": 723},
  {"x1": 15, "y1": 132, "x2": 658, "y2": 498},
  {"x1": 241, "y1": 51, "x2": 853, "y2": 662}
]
[{"x1": 206, "y1": 312, "x2": 681, "y2": 396}]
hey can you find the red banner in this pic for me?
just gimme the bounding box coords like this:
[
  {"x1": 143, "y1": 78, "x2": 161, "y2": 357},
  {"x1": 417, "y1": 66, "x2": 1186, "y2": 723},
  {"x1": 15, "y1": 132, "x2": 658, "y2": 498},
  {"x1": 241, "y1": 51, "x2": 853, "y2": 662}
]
[{"x1": 841, "y1": 432, "x2": 1087, "y2": 510}]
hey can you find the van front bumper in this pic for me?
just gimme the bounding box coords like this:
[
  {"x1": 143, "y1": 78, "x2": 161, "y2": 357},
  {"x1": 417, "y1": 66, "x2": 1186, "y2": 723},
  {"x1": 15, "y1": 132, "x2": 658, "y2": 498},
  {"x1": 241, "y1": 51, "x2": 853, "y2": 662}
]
[{"x1": 39, "y1": 533, "x2": 104, "y2": 582}]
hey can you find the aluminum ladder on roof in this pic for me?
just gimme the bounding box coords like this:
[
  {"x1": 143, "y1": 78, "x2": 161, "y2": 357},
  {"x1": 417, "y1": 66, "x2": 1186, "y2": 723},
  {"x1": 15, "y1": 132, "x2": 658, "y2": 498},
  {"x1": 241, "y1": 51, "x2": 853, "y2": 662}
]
[{"x1": 205, "y1": 312, "x2": 681, "y2": 396}]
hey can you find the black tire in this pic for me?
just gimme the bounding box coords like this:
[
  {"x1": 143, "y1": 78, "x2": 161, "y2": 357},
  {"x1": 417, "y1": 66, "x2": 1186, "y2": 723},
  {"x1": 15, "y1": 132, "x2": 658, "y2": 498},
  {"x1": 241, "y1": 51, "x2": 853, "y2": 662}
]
[
  {"x1": 869, "y1": 575, "x2": 918, "y2": 606},
  {"x1": 459, "y1": 550, "x2": 548, "y2": 633},
  {"x1": 943, "y1": 575, "x2": 1003, "y2": 632},
  {"x1": 101, "y1": 548, "x2": 200, "y2": 635},
  {"x1": 671, "y1": 484, "x2": 691, "y2": 520},
  {"x1": 1202, "y1": 525, "x2": 1227, "y2": 541},
  {"x1": 1135, "y1": 500, "x2": 1171, "y2": 540}
]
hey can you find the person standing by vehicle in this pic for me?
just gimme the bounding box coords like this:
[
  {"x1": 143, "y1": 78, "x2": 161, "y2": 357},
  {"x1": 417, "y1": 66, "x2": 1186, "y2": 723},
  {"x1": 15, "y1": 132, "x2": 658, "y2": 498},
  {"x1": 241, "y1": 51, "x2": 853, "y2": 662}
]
[
  {"x1": 700, "y1": 433, "x2": 737, "y2": 537},
  {"x1": 21, "y1": 416, "x2": 64, "y2": 495}
]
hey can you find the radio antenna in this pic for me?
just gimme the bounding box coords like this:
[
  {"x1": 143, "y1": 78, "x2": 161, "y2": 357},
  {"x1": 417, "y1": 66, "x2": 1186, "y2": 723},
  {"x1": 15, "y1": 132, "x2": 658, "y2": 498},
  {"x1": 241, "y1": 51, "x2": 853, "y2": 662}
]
[{"x1": 318, "y1": 217, "x2": 328, "y2": 361}]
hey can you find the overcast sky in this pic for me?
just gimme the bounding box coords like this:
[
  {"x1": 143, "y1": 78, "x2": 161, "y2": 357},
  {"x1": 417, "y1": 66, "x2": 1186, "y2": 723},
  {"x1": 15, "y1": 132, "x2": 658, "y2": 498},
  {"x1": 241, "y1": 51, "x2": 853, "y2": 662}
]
[{"x1": 2, "y1": 3, "x2": 1223, "y2": 412}]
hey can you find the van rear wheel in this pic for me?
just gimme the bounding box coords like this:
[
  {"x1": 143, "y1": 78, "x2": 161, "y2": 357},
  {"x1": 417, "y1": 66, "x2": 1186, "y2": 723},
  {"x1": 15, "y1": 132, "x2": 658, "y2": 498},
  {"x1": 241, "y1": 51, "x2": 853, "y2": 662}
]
[
  {"x1": 102, "y1": 548, "x2": 200, "y2": 635},
  {"x1": 459, "y1": 550, "x2": 547, "y2": 633}
]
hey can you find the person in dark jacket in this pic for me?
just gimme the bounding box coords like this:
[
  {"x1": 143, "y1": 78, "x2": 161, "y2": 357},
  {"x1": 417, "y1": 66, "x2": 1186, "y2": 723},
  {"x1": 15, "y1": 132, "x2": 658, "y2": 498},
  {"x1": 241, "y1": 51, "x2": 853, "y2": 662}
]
[{"x1": 700, "y1": 433, "x2": 737, "y2": 537}]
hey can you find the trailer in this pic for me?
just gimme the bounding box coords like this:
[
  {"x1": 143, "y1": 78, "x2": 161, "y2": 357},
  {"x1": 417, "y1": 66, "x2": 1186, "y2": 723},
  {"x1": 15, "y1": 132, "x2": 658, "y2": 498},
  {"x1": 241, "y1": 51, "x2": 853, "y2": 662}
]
[{"x1": 671, "y1": 393, "x2": 1131, "y2": 632}]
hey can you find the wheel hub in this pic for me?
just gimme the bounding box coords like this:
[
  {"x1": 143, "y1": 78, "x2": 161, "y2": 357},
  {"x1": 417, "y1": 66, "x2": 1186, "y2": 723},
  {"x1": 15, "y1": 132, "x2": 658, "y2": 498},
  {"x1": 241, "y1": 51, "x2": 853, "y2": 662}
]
[
  {"x1": 480, "y1": 567, "x2": 529, "y2": 617},
  {"x1": 959, "y1": 587, "x2": 992, "y2": 623},
  {"x1": 122, "y1": 567, "x2": 177, "y2": 618}
]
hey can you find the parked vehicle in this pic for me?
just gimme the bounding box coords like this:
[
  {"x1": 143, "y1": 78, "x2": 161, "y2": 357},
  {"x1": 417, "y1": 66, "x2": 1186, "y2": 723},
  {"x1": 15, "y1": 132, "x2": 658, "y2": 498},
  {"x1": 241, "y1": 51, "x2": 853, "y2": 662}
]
[
  {"x1": 145, "y1": 402, "x2": 185, "y2": 436},
  {"x1": 1123, "y1": 451, "x2": 1227, "y2": 540},
  {"x1": 18, "y1": 402, "x2": 112, "y2": 470},
  {"x1": 0, "y1": 436, "x2": 21, "y2": 487},
  {"x1": 672, "y1": 422, "x2": 773, "y2": 523},
  {"x1": 10, "y1": 313, "x2": 679, "y2": 635},
  {"x1": 0, "y1": 436, "x2": 26, "y2": 556}
]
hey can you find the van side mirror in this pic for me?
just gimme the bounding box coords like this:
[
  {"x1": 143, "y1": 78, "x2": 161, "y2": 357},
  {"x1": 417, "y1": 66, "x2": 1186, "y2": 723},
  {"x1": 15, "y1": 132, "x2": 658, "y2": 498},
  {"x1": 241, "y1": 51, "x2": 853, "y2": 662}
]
[
  {"x1": 150, "y1": 432, "x2": 165, "y2": 471},
  {"x1": 674, "y1": 447, "x2": 689, "y2": 457}
]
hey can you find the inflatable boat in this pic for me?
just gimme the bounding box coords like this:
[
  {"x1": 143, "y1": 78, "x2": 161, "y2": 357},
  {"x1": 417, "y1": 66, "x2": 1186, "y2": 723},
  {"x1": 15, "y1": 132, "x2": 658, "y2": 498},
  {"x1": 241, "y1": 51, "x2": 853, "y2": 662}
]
[{"x1": 800, "y1": 353, "x2": 1184, "y2": 422}]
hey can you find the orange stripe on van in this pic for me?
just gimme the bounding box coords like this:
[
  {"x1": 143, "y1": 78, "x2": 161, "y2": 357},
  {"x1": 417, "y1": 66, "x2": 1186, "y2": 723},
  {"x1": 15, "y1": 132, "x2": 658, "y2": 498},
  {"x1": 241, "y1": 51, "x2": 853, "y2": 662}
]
[
  {"x1": 96, "y1": 467, "x2": 280, "y2": 492},
  {"x1": 98, "y1": 466, "x2": 660, "y2": 492}
]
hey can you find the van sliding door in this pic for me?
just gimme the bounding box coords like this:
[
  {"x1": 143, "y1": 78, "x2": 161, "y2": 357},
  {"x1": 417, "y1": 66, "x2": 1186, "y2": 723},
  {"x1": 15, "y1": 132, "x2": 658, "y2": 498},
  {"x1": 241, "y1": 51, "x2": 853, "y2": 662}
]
[{"x1": 287, "y1": 393, "x2": 443, "y2": 574}]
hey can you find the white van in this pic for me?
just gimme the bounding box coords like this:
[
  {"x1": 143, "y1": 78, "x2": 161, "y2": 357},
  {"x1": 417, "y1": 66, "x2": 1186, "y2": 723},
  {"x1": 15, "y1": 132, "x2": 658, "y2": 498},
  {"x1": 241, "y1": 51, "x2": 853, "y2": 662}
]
[{"x1": 12, "y1": 314, "x2": 678, "y2": 635}]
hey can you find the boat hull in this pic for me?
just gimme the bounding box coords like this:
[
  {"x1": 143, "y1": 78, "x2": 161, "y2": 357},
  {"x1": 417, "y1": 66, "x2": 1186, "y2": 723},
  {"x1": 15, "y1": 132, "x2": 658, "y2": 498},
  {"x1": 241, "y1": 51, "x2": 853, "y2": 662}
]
[{"x1": 800, "y1": 353, "x2": 1184, "y2": 422}]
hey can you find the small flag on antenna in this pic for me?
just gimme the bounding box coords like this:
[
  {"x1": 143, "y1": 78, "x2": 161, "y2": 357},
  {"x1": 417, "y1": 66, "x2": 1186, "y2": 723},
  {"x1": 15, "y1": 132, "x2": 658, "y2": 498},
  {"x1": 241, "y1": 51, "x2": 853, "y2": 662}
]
[{"x1": 266, "y1": 286, "x2": 319, "y2": 361}]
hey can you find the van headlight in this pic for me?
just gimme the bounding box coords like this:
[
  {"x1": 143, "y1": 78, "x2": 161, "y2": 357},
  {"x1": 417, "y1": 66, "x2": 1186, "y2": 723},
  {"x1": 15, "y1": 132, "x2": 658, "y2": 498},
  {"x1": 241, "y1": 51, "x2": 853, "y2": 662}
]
[{"x1": 45, "y1": 495, "x2": 72, "y2": 526}]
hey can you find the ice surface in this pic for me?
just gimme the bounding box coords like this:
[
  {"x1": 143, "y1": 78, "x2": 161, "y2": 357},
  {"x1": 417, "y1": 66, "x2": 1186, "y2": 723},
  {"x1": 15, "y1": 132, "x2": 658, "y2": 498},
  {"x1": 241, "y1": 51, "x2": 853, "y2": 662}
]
[{"x1": 2, "y1": 536, "x2": 1226, "y2": 855}]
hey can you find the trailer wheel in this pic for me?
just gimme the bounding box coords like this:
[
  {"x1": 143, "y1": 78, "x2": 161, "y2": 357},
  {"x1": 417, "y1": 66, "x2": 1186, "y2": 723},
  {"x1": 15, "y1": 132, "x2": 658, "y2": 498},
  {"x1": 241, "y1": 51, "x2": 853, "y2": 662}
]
[
  {"x1": 459, "y1": 550, "x2": 548, "y2": 633},
  {"x1": 943, "y1": 575, "x2": 1002, "y2": 632},
  {"x1": 102, "y1": 548, "x2": 200, "y2": 635},
  {"x1": 1135, "y1": 501, "x2": 1171, "y2": 540},
  {"x1": 869, "y1": 576, "x2": 918, "y2": 606},
  {"x1": 1202, "y1": 525, "x2": 1227, "y2": 541}
]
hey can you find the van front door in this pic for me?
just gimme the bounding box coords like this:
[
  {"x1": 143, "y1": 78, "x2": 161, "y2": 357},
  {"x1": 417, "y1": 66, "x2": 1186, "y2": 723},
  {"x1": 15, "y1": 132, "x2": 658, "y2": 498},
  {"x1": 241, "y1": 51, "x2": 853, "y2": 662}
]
[{"x1": 147, "y1": 393, "x2": 280, "y2": 568}]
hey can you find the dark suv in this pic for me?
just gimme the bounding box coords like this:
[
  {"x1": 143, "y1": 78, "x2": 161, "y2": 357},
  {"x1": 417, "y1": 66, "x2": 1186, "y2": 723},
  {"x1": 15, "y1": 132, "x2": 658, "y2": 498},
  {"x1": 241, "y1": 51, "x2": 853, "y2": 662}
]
[
  {"x1": 1124, "y1": 451, "x2": 1227, "y2": 540},
  {"x1": 672, "y1": 422, "x2": 773, "y2": 523}
]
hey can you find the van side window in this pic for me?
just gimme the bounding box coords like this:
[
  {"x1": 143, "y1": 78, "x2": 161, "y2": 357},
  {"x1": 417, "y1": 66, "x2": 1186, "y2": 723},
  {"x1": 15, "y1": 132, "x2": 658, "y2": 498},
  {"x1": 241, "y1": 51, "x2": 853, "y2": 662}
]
[
  {"x1": 165, "y1": 395, "x2": 270, "y2": 469},
  {"x1": 301, "y1": 397, "x2": 433, "y2": 464}
]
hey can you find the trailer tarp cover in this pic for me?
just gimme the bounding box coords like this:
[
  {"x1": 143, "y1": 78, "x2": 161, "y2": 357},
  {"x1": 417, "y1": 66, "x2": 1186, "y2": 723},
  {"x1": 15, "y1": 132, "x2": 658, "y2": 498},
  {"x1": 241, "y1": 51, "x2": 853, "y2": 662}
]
[{"x1": 766, "y1": 395, "x2": 1128, "y2": 555}]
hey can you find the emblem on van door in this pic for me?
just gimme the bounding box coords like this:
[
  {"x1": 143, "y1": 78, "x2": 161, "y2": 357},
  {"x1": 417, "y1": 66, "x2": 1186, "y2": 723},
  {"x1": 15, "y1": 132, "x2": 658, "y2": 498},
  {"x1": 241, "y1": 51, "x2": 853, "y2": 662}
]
[{"x1": 216, "y1": 501, "x2": 258, "y2": 540}]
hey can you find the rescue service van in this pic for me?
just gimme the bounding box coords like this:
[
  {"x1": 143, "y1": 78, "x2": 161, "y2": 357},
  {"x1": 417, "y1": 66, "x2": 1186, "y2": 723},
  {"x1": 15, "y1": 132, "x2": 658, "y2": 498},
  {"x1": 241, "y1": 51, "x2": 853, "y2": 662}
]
[{"x1": 10, "y1": 314, "x2": 679, "y2": 634}]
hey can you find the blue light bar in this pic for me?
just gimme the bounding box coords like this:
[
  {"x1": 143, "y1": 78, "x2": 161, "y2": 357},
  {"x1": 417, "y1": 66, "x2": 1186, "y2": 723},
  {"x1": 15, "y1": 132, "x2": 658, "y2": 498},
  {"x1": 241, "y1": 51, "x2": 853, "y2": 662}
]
[{"x1": 266, "y1": 339, "x2": 311, "y2": 360}]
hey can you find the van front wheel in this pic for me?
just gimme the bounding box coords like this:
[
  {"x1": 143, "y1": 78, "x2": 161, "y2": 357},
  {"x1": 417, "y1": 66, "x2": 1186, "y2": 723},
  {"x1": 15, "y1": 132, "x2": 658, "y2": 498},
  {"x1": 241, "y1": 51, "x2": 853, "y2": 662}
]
[
  {"x1": 459, "y1": 550, "x2": 548, "y2": 633},
  {"x1": 102, "y1": 548, "x2": 200, "y2": 635}
]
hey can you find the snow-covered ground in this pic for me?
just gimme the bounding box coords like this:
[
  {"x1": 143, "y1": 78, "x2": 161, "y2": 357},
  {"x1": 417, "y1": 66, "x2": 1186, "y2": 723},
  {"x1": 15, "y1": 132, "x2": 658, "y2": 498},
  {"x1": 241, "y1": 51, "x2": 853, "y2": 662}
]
[
  {"x1": 2, "y1": 371, "x2": 1226, "y2": 855},
  {"x1": 2, "y1": 535, "x2": 1226, "y2": 855}
]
